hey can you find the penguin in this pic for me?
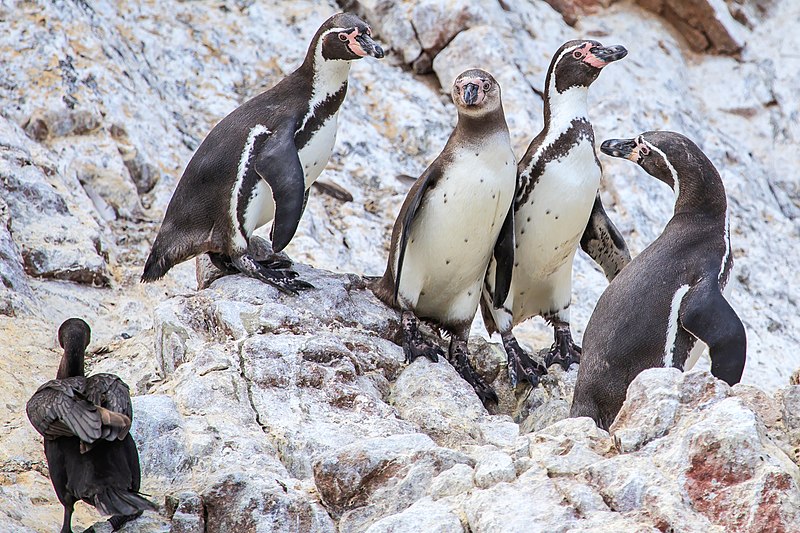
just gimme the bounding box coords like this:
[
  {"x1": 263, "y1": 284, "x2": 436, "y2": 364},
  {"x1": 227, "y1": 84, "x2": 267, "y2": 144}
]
[
  {"x1": 480, "y1": 40, "x2": 631, "y2": 388},
  {"x1": 372, "y1": 69, "x2": 517, "y2": 405},
  {"x1": 26, "y1": 318, "x2": 155, "y2": 533},
  {"x1": 570, "y1": 131, "x2": 746, "y2": 430},
  {"x1": 141, "y1": 13, "x2": 384, "y2": 293}
]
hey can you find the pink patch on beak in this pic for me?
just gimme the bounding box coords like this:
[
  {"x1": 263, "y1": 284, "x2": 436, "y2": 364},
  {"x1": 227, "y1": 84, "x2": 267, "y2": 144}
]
[
  {"x1": 583, "y1": 53, "x2": 607, "y2": 68},
  {"x1": 343, "y1": 28, "x2": 367, "y2": 57}
]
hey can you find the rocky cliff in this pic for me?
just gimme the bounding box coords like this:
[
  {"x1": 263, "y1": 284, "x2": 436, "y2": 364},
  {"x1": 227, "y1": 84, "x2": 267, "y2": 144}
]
[{"x1": 1, "y1": 1, "x2": 798, "y2": 532}]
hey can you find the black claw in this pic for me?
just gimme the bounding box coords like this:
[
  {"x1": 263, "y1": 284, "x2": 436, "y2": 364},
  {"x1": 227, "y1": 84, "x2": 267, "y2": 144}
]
[
  {"x1": 544, "y1": 323, "x2": 581, "y2": 370},
  {"x1": 401, "y1": 311, "x2": 442, "y2": 364},
  {"x1": 109, "y1": 511, "x2": 143, "y2": 531},
  {"x1": 502, "y1": 334, "x2": 547, "y2": 388},
  {"x1": 449, "y1": 341, "x2": 498, "y2": 406}
]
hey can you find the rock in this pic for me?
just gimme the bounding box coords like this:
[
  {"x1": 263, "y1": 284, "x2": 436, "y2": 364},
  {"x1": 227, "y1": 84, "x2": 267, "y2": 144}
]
[
  {"x1": 166, "y1": 492, "x2": 204, "y2": 533},
  {"x1": 313, "y1": 433, "x2": 471, "y2": 531},
  {"x1": 636, "y1": 0, "x2": 746, "y2": 54},
  {"x1": 473, "y1": 449, "x2": 516, "y2": 488},
  {"x1": 391, "y1": 356, "x2": 487, "y2": 447},
  {"x1": 428, "y1": 463, "x2": 475, "y2": 500},
  {"x1": 365, "y1": 497, "x2": 464, "y2": 533},
  {"x1": 202, "y1": 473, "x2": 335, "y2": 533},
  {"x1": 610, "y1": 369, "x2": 730, "y2": 452},
  {"x1": 0, "y1": 196, "x2": 33, "y2": 316},
  {"x1": 543, "y1": 0, "x2": 613, "y2": 26}
]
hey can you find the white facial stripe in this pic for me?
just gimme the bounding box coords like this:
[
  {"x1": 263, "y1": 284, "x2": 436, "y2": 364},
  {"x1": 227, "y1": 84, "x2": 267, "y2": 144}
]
[
  {"x1": 519, "y1": 44, "x2": 587, "y2": 179},
  {"x1": 664, "y1": 284, "x2": 691, "y2": 368},
  {"x1": 299, "y1": 27, "x2": 352, "y2": 137},
  {"x1": 231, "y1": 125, "x2": 270, "y2": 246},
  {"x1": 644, "y1": 140, "x2": 680, "y2": 199}
]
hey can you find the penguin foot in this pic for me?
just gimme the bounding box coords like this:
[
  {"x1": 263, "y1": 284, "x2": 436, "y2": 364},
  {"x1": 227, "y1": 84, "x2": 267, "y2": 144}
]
[
  {"x1": 108, "y1": 511, "x2": 143, "y2": 531},
  {"x1": 232, "y1": 254, "x2": 314, "y2": 295},
  {"x1": 502, "y1": 333, "x2": 547, "y2": 388},
  {"x1": 449, "y1": 340, "x2": 498, "y2": 406},
  {"x1": 544, "y1": 322, "x2": 581, "y2": 371},
  {"x1": 402, "y1": 311, "x2": 442, "y2": 363}
]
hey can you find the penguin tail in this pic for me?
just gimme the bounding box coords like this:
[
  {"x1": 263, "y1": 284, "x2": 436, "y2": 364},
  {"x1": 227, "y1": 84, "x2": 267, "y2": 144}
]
[
  {"x1": 141, "y1": 232, "x2": 201, "y2": 283},
  {"x1": 141, "y1": 248, "x2": 171, "y2": 282},
  {"x1": 94, "y1": 487, "x2": 157, "y2": 517}
]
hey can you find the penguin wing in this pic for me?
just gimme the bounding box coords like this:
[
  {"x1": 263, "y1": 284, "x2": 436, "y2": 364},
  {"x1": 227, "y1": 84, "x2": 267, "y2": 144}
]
[
  {"x1": 492, "y1": 196, "x2": 515, "y2": 307},
  {"x1": 679, "y1": 280, "x2": 746, "y2": 386},
  {"x1": 26, "y1": 378, "x2": 103, "y2": 442},
  {"x1": 253, "y1": 129, "x2": 306, "y2": 252},
  {"x1": 580, "y1": 193, "x2": 631, "y2": 282},
  {"x1": 393, "y1": 164, "x2": 443, "y2": 301}
]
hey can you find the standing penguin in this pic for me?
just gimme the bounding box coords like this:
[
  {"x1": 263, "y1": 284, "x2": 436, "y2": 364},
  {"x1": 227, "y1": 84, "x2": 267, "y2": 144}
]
[
  {"x1": 571, "y1": 131, "x2": 746, "y2": 429},
  {"x1": 142, "y1": 13, "x2": 384, "y2": 293},
  {"x1": 481, "y1": 40, "x2": 631, "y2": 387},
  {"x1": 26, "y1": 318, "x2": 155, "y2": 533},
  {"x1": 372, "y1": 69, "x2": 517, "y2": 404}
]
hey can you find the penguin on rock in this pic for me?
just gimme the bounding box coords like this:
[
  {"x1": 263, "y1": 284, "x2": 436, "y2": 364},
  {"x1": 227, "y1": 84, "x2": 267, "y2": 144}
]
[
  {"x1": 570, "y1": 131, "x2": 746, "y2": 429},
  {"x1": 142, "y1": 13, "x2": 384, "y2": 293},
  {"x1": 372, "y1": 69, "x2": 517, "y2": 405},
  {"x1": 480, "y1": 40, "x2": 631, "y2": 387}
]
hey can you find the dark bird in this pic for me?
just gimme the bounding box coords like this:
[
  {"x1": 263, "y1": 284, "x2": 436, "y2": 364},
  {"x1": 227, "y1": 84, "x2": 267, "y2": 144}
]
[
  {"x1": 571, "y1": 131, "x2": 746, "y2": 429},
  {"x1": 26, "y1": 318, "x2": 155, "y2": 533},
  {"x1": 141, "y1": 12, "x2": 384, "y2": 294}
]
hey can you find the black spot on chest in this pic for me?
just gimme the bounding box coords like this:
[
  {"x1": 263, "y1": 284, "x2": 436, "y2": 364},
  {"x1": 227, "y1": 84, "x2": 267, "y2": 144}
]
[
  {"x1": 516, "y1": 118, "x2": 597, "y2": 209},
  {"x1": 294, "y1": 83, "x2": 348, "y2": 150}
]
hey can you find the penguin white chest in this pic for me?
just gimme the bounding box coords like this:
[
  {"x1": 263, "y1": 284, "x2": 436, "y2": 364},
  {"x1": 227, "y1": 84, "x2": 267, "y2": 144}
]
[
  {"x1": 398, "y1": 144, "x2": 516, "y2": 323},
  {"x1": 298, "y1": 112, "x2": 339, "y2": 188},
  {"x1": 511, "y1": 138, "x2": 600, "y2": 317}
]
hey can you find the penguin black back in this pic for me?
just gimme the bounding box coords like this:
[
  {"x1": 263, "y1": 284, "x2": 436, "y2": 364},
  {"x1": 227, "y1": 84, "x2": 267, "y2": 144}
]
[
  {"x1": 26, "y1": 318, "x2": 155, "y2": 533},
  {"x1": 571, "y1": 131, "x2": 746, "y2": 429}
]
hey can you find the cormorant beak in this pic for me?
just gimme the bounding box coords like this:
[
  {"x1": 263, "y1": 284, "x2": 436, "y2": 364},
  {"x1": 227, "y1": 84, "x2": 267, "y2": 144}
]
[
  {"x1": 590, "y1": 45, "x2": 628, "y2": 65},
  {"x1": 463, "y1": 83, "x2": 479, "y2": 106},
  {"x1": 601, "y1": 138, "x2": 637, "y2": 159},
  {"x1": 356, "y1": 33, "x2": 385, "y2": 59}
]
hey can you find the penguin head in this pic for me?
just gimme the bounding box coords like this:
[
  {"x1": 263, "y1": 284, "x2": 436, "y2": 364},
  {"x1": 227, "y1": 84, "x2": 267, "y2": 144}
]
[
  {"x1": 601, "y1": 131, "x2": 705, "y2": 191},
  {"x1": 451, "y1": 69, "x2": 502, "y2": 116},
  {"x1": 318, "y1": 13, "x2": 384, "y2": 61},
  {"x1": 548, "y1": 40, "x2": 627, "y2": 93},
  {"x1": 57, "y1": 318, "x2": 91, "y2": 352}
]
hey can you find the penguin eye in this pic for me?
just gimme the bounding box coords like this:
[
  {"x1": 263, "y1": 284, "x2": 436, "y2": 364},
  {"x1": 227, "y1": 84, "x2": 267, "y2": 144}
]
[
  {"x1": 573, "y1": 49, "x2": 584, "y2": 59},
  {"x1": 482, "y1": 81, "x2": 491, "y2": 91},
  {"x1": 338, "y1": 33, "x2": 348, "y2": 42},
  {"x1": 639, "y1": 144, "x2": 650, "y2": 156}
]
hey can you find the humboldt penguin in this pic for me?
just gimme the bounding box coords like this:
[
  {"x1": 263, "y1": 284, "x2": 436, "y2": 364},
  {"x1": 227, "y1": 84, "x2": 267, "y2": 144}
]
[
  {"x1": 26, "y1": 318, "x2": 155, "y2": 533},
  {"x1": 141, "y1": 13, "x2": 384, "y2": 293},
  {"x1": 372, "y1": 69, "x2": 516, "y2": 405},
  {"x1": 481, "y1": 40, "x2": 631, "y2": 387},
  {"x1": 570, "y1": 131, "x2": 746, "y2": 429}
]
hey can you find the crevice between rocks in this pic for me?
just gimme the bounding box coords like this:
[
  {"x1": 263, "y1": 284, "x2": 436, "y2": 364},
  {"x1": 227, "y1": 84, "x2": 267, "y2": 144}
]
[{"x1": 236, "y1": 338, "x2": 269, "y2": 434}]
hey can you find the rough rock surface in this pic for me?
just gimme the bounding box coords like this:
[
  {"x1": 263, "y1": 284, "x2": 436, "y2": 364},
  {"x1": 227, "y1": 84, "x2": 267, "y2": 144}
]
[{"x1": 1, "y1": 0, "x2": 799, "y2": 531}]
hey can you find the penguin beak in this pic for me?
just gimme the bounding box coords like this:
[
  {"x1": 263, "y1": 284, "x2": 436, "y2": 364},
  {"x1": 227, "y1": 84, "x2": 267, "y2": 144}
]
[
  {"x1": 590, "y1": 45, "x2": 628, "y2": 65},
  {"x1": 356, "y1": 33, "x2": 385, "y2": 59},
  {"x1": 600, "y1": 138, "x2": 637, "y2": 160},
  {"x1": 463, "y1": 83, "x2": 479, "y2": 106}
]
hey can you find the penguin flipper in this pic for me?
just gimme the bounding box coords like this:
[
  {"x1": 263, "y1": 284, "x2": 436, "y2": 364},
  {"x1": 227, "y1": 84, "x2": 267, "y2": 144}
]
[
  {"x1": 253, "y1": 131, "x2": 306, "y2": 253},
  {"x1": 679, "y1": 281, "x2": 746, "y2": 386},
  {"x1": 492, "y1": 196, "x2": 515, "y2": 307},
  {"x1": 580, "y1": 193, "x2": 631, "y2": 282},
  {"x1": 394, "y1": 164, "x2": 443, "y2": 301}
]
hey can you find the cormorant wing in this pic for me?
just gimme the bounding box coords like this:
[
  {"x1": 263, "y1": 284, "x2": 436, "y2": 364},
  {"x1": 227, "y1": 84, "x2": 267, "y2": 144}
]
[{"x1": 26, "y1": 377, "x2": 103, "y2": 443}]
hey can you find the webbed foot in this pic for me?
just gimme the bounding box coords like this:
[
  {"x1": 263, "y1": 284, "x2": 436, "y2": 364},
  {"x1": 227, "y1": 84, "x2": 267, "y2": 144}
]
[
  {"x1": 402, "y1": 311, "x2": 443, "y2": 363},
  {"x1": 232, "y1": 254, "x2": 314, "y2": 295},
  {"x1": 501, "y1": 332, "x2": 547, "y2": 387},
  {"x1": 449, "y1": 339, "x2": 498, "y2": 405},
  {"x1": 544, "y1": 321, "x2": 581, "y2": 370}
]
